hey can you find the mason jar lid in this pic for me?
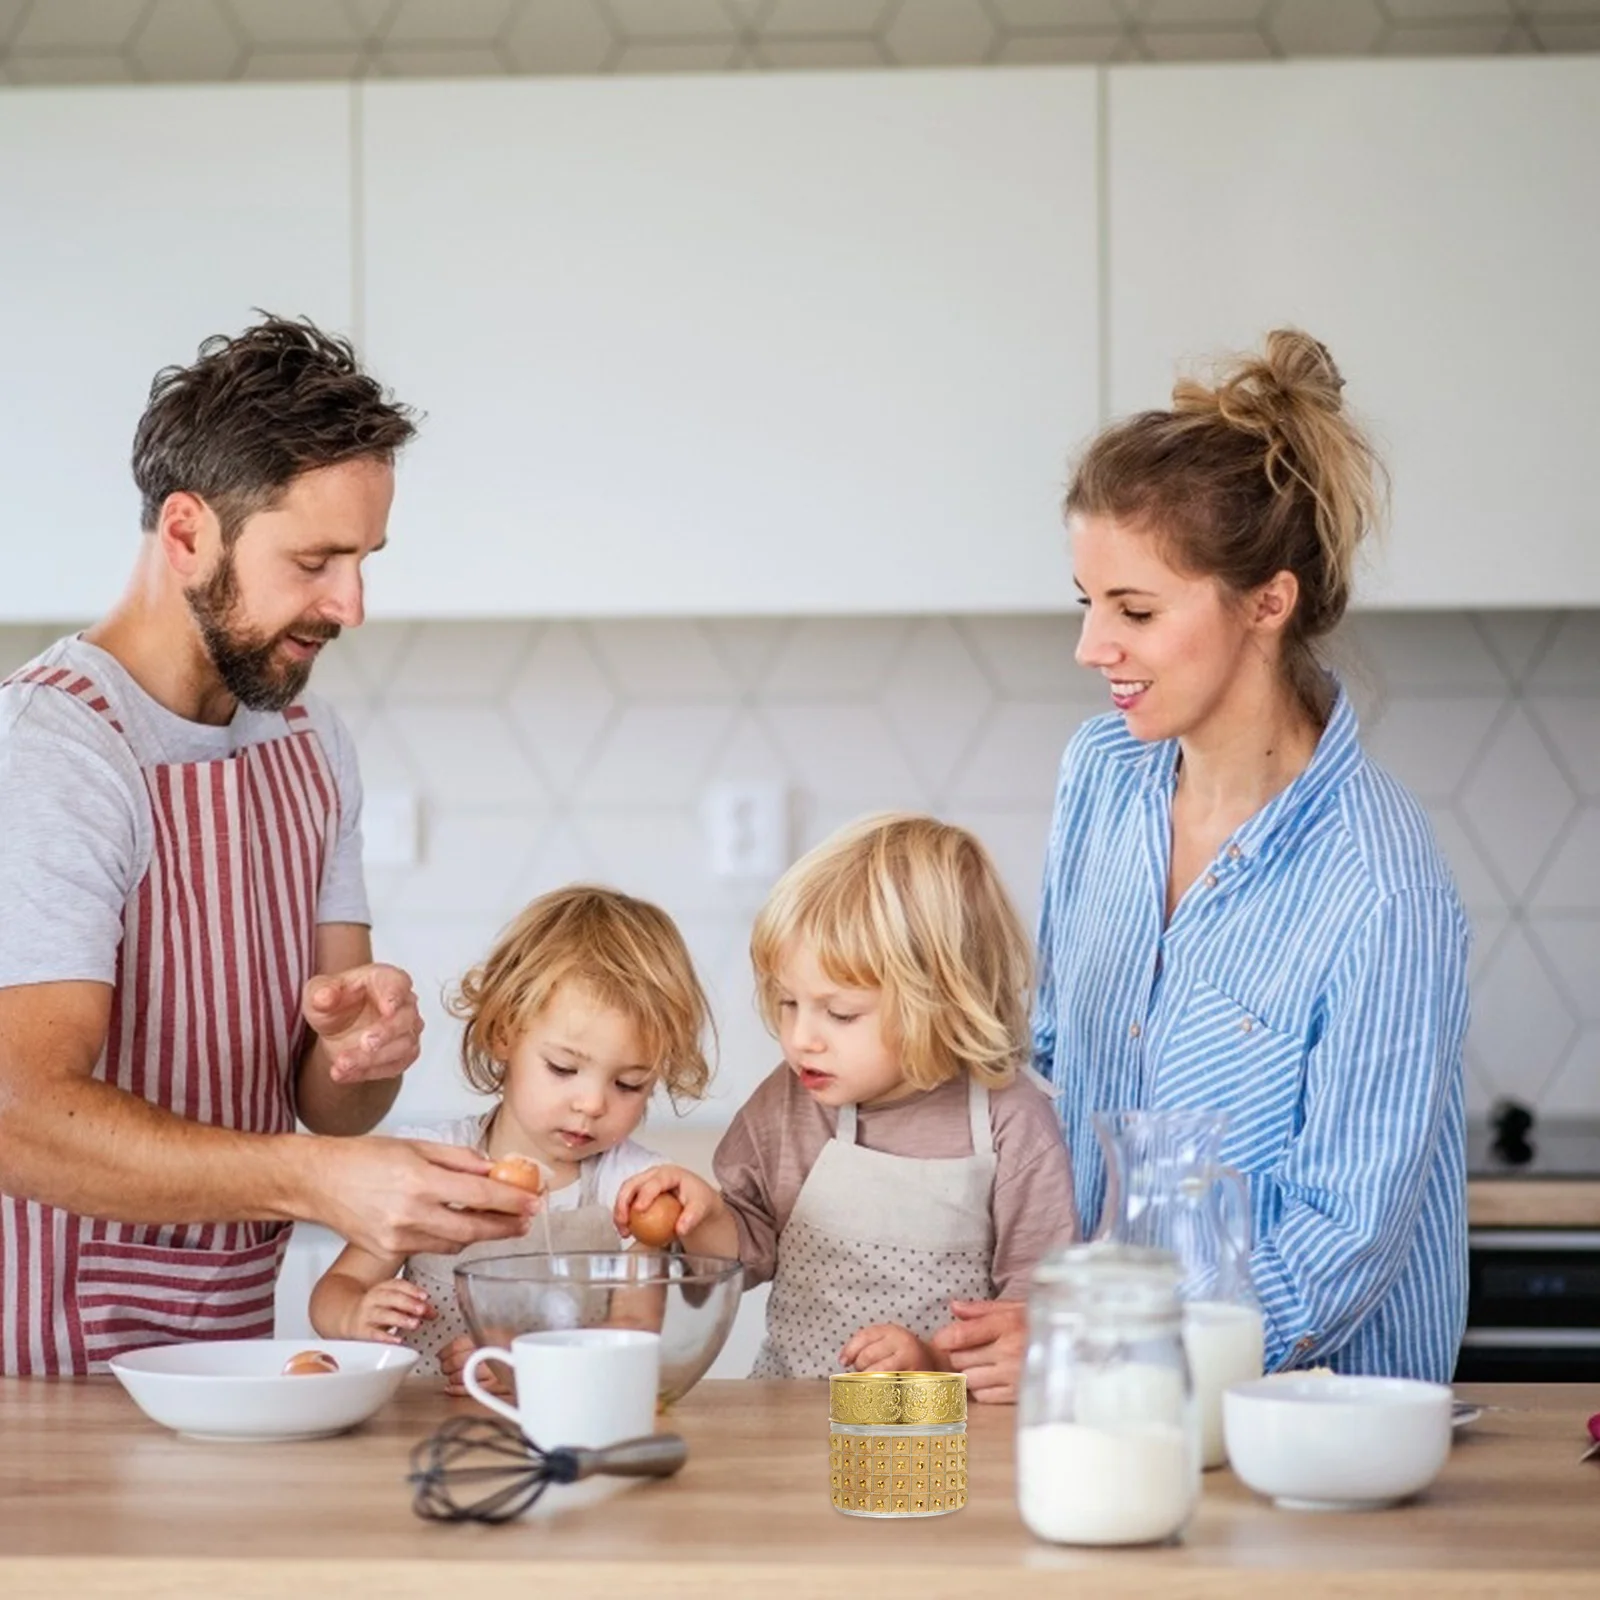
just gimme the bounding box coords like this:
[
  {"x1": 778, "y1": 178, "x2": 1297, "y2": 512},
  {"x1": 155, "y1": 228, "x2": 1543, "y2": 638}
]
[
  {"x1": 1030, "y1": 1242, "x2": 1183, "y2": 1315},
  {"x1": 829, "y1": 1371, "x2": 967, "y2": 1426}
]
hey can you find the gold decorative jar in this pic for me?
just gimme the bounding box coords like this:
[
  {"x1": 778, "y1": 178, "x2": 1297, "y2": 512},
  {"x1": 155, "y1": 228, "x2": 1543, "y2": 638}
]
[{"x1": 829, "y1": 1371, "x2": 967, "y2": 1518}]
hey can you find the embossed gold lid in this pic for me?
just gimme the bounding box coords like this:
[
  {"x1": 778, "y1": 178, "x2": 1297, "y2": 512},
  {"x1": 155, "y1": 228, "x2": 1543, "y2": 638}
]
[{"x1": 829, "y1": 1371, "x2": 967, "y2": 1426}]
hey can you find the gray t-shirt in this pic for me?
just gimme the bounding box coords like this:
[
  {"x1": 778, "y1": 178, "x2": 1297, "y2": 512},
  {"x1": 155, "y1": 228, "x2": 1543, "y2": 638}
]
[{"x1": 0, "y1": 635, "x2": 369, "y2": 990}]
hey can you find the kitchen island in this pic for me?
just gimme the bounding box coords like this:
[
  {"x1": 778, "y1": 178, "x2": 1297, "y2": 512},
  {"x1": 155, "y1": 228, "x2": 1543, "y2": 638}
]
[{"x1": 1, "y1": 1379, "x2": 1595, "y2": 1598}]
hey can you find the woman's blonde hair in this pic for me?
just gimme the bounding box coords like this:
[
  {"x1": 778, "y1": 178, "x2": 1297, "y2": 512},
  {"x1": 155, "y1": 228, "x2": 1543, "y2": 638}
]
[
  {"x1": 750, "y1": 814, "x2": 1032, "y2": 1092},
  {"x1": 448, "y1": 885, "x2": 714, "y2": 1108},
  {"x1": 1066, "y1": 328, "x2": 1387, "y2": 722}
]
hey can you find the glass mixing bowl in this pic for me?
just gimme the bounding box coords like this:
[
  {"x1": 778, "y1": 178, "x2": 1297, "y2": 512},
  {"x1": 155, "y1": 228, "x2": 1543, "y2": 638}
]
[{"x1": 455, "y1": 1250, "x2": 744, "y2": 1405}]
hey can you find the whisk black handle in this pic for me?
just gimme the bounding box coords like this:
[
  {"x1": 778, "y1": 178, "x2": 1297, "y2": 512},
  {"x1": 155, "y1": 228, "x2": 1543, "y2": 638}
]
[{"x1": 545, "y1": 1434, "x2": 689, "y2": 1484}]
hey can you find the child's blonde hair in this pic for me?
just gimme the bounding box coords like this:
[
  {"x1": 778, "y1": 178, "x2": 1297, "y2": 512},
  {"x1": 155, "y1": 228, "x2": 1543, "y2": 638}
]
[
  {"x1": 448, "y1": 885, "x2": 714, "y2": 1108},
  {"x1": 750, "y1": 814, "x2": 1032, "y2": 1092}
]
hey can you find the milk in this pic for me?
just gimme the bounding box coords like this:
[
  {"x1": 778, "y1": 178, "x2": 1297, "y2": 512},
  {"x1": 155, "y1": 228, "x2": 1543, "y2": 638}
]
[
  {"x1": 1182, "y1": 1300, "x2": 1264, "y2": 1469},
  {"x1": 1018, "y1": 1421, "x2": 1197, "y2": 1546}
]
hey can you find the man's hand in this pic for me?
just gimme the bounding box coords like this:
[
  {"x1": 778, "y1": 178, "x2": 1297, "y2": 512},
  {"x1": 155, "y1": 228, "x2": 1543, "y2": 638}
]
[
  {"x1": 840, "y1": 1322, "x2": 936, "y2": 1374},
  {"x1": 302, "y1": 963, "x2": 423, "y2": 1086},
  {"x1": 929, "y1": 1299, "x2": 1027, "y2": 1403},
  {"x1": 306, "y1": 1136, "x2": 541, "y2": 1258}
]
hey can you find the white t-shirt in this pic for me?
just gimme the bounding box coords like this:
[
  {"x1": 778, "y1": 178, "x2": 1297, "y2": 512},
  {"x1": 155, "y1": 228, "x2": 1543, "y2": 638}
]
[
  {"x1": 0, "y1": 635, "x2": 369, "y2": 989},
  {"x1": 394, "y1": 1113, "x2": 663, "y2": 1212}
]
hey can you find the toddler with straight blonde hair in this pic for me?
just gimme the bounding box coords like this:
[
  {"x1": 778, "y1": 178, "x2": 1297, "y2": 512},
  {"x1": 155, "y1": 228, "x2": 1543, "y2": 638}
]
[{"x1": 615, "y1": 815, "x2": 1077, "y2": 1388}]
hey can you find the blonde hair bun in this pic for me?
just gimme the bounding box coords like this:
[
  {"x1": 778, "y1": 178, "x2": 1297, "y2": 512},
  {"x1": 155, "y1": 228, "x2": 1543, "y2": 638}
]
[{"x1": 1068, "y1": 326, "x2": 1386, "y2": 718}]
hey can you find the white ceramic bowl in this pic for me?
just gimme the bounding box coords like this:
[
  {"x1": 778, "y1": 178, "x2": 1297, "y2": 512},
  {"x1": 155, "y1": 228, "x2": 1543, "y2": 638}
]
[
  {"x1": 109, "y1": 1339, "x2": 418, "y2": 1441},
  {"x1": 1223, "y1": 1374, "x2": 1453, "y2": 1511}
]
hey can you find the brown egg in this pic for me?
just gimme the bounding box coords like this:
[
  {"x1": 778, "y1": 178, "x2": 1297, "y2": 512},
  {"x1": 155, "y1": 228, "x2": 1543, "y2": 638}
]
[
  {"x1": 629, "y1": 1192, "x2": 683, "y2": 1250},
  {"x1": 282, "y1": 1349, "x2": 339, "y2": 1376},
  {"x1": 488, "y1": 1154, "x2": 546, "y2": 1195}
]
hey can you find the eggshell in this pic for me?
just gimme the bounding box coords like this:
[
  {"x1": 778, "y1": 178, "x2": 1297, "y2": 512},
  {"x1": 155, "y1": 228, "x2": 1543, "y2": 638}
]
[
  {"x1": 629, "y1": 1192, "x2": 684, "y2": 1249},
  {"x1": 282, "y1": 1350, "x2": 340, "y2": 1376},
  {"x1": 488, "y1": 1155, "x2": 546, "y2": 1195}
]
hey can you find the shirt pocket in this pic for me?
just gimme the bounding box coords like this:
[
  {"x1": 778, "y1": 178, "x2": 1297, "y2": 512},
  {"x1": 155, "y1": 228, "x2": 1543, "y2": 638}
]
[{"x1": 1152, "y1": 979, "x2": 1307, "y2": 1174}]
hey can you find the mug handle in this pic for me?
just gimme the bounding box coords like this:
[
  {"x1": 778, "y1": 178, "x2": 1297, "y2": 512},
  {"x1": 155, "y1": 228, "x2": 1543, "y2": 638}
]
[{"x1": 461, "y1": 1346, "x2": 520, "y2": 1429}]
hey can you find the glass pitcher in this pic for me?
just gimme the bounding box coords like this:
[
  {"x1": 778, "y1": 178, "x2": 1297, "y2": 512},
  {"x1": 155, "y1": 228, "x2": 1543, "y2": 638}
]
[{"x1": 1091, "y1": 1110, "x2": 1264, "y2": 1469}]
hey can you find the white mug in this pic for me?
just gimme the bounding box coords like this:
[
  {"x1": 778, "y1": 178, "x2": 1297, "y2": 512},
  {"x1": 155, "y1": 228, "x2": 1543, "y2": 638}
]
[{"x1": 462, "y1": 1329, "x2": 661, "y2": 1450}]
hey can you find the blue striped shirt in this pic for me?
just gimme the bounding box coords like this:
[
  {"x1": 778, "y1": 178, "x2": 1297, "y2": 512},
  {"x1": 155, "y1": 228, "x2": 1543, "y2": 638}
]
[{"x1": 1034, "y1": 686, "x2": 1470, "y2": 1380}]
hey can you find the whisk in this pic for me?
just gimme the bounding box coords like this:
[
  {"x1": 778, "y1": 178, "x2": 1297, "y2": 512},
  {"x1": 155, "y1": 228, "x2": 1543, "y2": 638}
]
[{"x1": 409, "y1": 1416, "x2": 689, "y2": 1523}]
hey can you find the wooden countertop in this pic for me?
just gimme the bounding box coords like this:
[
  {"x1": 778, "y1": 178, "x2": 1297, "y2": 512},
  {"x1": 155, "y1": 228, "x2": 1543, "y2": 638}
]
[
  {"x1": 1468, "y1": 1179, "x2": 1600, "y2": 1228},
  {"x1": 1, "y1": 1378, "x2": 1597, "y2": 1598}
]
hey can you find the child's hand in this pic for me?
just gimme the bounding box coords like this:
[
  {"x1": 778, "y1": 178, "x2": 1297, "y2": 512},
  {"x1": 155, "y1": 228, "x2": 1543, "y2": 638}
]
[
  {"x1": 350, "y1": 1279, "x2": 434, "y2": 1343},
  {"x1": 613, "y1": 1164, "x2": 723, "y2": 1242},
  {"x1": 841, "y1": 1322, "x2": 936, "y2": 1374},
  {"x1": 440, "y1": 1333, "x2": 511, "y2": 1399}
]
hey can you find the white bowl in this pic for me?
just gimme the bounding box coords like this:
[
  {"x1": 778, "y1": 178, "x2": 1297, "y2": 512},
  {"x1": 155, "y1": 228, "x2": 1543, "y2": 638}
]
[
  {"x1": 109, "y1": 1339, "x2": 418, "y2": 1441},
  {"x1": 1223, "y1": 1374, "x2": 1453, "y2": 1511}
]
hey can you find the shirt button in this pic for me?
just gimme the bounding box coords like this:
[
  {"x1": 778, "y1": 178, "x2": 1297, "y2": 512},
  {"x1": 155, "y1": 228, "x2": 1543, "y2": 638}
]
[
  {"x1": 1227, "y1": 845, "x2": 1242, "y2": 861},
  {"x1": 1129, "y1": 1021, "x2": 1143, "y2": 1039},
  {"x1": 1240, "y1": 1017, "x2": 1254, "y2": 1035},
  {"x1": 1204, "y1": 872, "x2": 1218, "y2": 889}
]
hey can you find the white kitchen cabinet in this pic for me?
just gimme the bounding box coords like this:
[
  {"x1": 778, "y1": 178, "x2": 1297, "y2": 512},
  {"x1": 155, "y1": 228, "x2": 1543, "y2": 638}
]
[
  {"x1": 1106, "y1": 59, "x2": 1600, "y2": 609},
  {"x1": 359, "y1": 70, "x2": 1099, "y2": 617},
  {"x1": 0, "y1": 85, "x2": 354, "y2": 622}
]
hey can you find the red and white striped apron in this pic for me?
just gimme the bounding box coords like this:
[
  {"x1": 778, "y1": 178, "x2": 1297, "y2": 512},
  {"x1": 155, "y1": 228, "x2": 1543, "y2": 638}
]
[{"x1": 0, "y1": 665, "x2": 337, "y2": 1375}]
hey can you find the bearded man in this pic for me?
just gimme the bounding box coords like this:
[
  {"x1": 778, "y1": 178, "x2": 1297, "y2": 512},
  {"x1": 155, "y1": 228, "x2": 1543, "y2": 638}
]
[{"x1": 0, "y1": 316, "x2": 536, "y2": 1374}]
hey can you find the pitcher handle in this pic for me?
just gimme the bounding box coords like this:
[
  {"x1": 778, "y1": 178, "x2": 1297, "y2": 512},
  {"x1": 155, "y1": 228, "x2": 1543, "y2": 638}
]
[{"x1": 1214, "y1": 1164, "x2": 1254, "y2": 1258}]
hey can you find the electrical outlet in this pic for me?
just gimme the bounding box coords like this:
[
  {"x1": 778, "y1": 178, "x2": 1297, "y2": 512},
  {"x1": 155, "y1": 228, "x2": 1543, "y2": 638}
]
[{"x1": 704, "y1": 781, "x2": 789, "y2": 879}]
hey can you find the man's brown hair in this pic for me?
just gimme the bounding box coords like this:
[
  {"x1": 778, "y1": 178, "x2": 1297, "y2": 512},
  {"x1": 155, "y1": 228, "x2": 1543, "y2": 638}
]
[{"x1": 131, "y1": 313, "x2": 417, "y2": 543}]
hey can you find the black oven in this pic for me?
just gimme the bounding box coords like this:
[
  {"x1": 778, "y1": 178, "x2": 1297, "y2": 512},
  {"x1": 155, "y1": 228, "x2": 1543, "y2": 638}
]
[
  {"x1": 1456, "y1": 1104, "x2": 1600, "y2": 1383},
  {"x1": 1456, "y1": 1228, "x2": 1600, "y2": 1383}
]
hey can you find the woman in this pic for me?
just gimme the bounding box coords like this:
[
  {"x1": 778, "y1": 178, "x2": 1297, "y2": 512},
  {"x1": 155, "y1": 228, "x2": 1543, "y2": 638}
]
[{"x1": 934, "y1": 329, "x2": 1469, "y2": 1397}]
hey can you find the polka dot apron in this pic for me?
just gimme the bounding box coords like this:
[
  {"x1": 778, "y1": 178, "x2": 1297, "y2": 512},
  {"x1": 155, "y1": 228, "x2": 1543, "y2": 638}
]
[
  {"x1": 401, "y1": 1142, "x2": 624, "y2": 1374},
  {"x1": 751, "y1": 1076, "x2": 997, "y2": 1379}
]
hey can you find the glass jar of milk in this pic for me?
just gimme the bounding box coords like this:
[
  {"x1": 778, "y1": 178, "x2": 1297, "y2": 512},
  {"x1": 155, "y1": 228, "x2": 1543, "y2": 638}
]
[{"x1": 1017, "y1": 1244, "x2": 1199, "y2": 1547}]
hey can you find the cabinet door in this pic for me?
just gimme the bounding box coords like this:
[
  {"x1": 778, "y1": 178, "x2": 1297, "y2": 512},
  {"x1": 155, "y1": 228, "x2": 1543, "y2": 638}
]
[
  {"x1": 0, "y1": 85, "x2": 354, "y2": 623},
  {"x1": 1107, "y1": 59, "x2": 1600, "y2": 608},
  {"x1": 361, "y1": 69, "x2": 1099, "y2": 617}
]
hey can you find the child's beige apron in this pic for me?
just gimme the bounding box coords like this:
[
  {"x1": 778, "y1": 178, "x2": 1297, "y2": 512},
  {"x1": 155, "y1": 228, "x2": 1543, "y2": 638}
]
[
  {"x1": 751, "y1": 1077, "x2": 998, "y2": 1379},
  {"x1": 402, "y1": 1139, "x2": 623, "y2": 1374}
]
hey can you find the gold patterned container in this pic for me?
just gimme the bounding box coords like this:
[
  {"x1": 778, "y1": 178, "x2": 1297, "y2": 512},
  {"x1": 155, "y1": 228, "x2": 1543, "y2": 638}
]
[{"x1": 828, "y1": 1371, "x2": 968, "y2": 1518}]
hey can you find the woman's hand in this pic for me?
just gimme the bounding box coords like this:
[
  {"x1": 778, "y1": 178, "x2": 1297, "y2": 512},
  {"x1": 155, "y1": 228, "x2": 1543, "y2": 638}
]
[
  {"x1": 348, "y1": 1278, "x2": 433, "y2": 1344},
  {"x1": 929, "y1": 1299, "x2": 1027, "y2": 1403},
  {"x1": 840, "y1": 1322, "x2": 936, "y2": 1374}
]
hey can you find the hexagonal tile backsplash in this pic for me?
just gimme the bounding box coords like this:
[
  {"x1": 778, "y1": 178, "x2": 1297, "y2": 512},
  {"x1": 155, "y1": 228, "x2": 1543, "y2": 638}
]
[{"x1": 3, "y1": 612, "x2": 1596, "y2": 1129}]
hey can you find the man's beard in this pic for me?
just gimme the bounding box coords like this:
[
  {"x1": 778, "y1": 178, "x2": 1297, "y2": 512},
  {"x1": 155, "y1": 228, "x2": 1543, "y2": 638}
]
[{"x1": 184, "y1": 548, "x2": 340, "y2": 714}]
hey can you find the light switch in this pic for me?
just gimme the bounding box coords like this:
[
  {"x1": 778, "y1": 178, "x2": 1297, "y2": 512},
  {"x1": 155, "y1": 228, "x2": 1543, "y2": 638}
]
[{"x1": 362, "y1": 786, "x2": 421, "y2": 868}]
